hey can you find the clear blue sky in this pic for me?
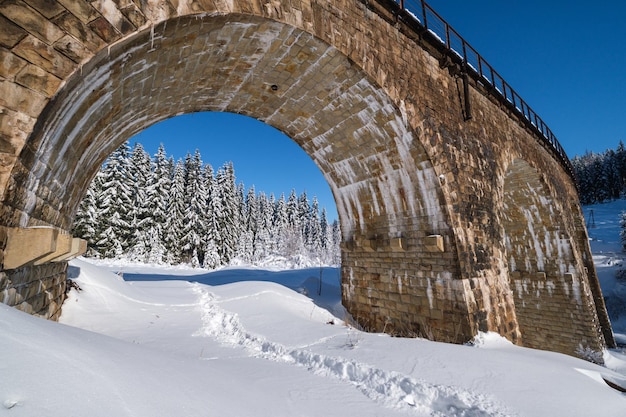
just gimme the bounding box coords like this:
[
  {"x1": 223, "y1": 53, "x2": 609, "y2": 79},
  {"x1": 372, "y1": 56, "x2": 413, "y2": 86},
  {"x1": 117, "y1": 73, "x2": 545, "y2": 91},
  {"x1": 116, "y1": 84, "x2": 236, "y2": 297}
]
[{"x1": 131, "y1": 1, "x2": 625, "y2": 220}]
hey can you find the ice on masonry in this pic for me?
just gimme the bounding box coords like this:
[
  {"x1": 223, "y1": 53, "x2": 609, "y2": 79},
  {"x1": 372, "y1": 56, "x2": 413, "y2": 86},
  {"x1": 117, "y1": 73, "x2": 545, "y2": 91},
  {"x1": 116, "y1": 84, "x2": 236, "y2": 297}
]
[
  {"x1": 571, "y1": 277, "x2": 582, "y2": 304},
  {"x1": 426, "y1": 278, "x2": 434, "y2": 309}
]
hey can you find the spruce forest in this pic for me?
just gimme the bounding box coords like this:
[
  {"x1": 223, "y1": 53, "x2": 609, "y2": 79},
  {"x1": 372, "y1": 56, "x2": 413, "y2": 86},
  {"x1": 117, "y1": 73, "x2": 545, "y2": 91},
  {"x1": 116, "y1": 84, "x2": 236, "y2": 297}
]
[
  {"x1": 571, "y1": 140, "x2": 626, "y2": 205},
  {"x1": 72, "y1": 142, "x2": 341, "y2": 268}
]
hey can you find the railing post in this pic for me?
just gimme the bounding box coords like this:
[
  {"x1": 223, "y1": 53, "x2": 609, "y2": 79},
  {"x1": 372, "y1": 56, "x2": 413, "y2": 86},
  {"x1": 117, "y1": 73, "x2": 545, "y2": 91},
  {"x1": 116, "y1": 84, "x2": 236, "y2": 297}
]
[{"x1": 462, "y1": 43, "x2": 472, "y2": 121}]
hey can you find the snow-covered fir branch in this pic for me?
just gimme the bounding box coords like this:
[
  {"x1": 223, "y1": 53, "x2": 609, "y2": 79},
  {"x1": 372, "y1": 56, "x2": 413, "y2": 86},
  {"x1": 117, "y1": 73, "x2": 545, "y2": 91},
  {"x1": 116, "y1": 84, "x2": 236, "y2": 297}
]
[{"x1": 72, "y1": 142, "x2": 341, "y2": 268}]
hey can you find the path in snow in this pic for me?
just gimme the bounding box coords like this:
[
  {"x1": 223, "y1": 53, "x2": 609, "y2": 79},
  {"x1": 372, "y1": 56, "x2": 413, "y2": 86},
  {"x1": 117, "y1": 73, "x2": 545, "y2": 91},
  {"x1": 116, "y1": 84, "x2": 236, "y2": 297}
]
[{"x1": 191, "y1": 284, "x2": 513, "y2": 417}]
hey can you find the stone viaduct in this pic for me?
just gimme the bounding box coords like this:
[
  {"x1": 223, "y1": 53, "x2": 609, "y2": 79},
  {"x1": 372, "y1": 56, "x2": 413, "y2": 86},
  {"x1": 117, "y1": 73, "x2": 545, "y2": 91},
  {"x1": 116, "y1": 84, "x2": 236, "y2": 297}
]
[{"x1": 0, "y1": 0, "x2": 615, "y2": 359}]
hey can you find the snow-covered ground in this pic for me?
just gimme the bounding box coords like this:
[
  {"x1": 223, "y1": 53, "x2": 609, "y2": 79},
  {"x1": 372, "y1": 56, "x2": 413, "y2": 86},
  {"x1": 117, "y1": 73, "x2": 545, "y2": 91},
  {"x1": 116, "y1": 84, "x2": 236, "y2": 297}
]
[
  {"x1": 3, "y1": 203, "x2": 626, "y2": 415},
  {"x1": 584, "y1": 199, "x2": 626, "y2": 341}
]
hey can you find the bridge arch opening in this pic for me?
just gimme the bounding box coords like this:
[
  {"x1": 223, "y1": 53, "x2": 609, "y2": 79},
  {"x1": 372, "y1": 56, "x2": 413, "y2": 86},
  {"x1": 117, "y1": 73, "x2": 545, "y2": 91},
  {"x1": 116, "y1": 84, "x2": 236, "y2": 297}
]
[{"x1": 73, "y1": 110, "x2": 341, "y2": 267}]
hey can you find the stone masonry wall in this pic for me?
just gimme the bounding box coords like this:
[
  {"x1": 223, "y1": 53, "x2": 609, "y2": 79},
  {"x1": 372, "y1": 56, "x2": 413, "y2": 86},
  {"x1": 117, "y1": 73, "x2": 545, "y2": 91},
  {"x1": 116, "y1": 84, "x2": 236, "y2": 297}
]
[{"x1": 0, "y1": 261, "x2": 67, "y2": 320}]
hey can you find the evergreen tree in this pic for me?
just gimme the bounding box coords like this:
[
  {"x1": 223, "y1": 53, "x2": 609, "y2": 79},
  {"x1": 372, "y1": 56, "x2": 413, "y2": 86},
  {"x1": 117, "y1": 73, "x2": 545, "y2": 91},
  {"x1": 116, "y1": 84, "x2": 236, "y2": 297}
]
[
  {"x1": 255, "y1": 192, "x2": 272, "y2": 261},
  {"x1": 95, "y1": 142, "x2": 133, "y2": 257},
  {"x1": 603, "y1": 149, "x2": 621, "y2": 200},
  {"x1": 127, "y1": 142, "x2": 154, "y2": 261},
  {"x1": 615, "y1": 140, "x2": 626, "y2": 189},
  {"x1": 620, "y1": 211, "x2": 626, "y2": 250},
  {"x1": 73, "y1": 170, "x2": 103, "y2": 255},
  {"x1": 214, "y1": 162, "x2": 240, "y2": 264},
  {"x1": 180, "y1": 150, "x2": 207, "y2": 263},
  {"x1": 203, "y1": 163, "x2": 221, "y2": 268},
  {"x1": 272, "y1": 193, "x2": 289, "y2": 255},
  {"x1": 307, "y1": 196, "x2": 322, "y2": 256},
  {"x1": 243, "y1": 186, "x2": 258, "y2": 260},
  {"x1": 164, "y1": 160, "x2": 186, "y2": 263},
  {"x1": 72, "y1": 143, "x2": 341, "y2": 268},
  {"x1": 145, "y1": 144, "x2": 172, "y2": 263}
]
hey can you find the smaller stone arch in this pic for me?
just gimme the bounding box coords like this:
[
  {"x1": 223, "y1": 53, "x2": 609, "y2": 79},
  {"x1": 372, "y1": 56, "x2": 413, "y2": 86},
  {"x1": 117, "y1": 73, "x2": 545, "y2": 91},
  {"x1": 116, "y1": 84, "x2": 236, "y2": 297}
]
[{"x1": 502, "y1": 159, "x2": 607, "y2": 357}]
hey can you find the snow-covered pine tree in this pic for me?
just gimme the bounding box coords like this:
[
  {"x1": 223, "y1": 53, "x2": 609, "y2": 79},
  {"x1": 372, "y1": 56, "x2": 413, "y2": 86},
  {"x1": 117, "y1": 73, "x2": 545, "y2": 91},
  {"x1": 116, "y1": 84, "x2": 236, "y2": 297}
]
[
  {"x1": 164, "y1": 160, "x2": 186, "y2": 264},
  {"x1": 214, "y1": 162, "x2": 241, "y2": 264},
  {"x1": 284, "y1": 189, "x2": 304, "y2": 257},
  {"x1": 242, "y1": 186, "x2": 258, "y2": 261},
  {"x1": 271, "y1": 193, "x2": 289, "y2": 255},
  {"x1": 145, "y1": 144, "x2": 173, "y2": 264},
  {"x1": 127, "y1": 142, "x2": 154, "y2": 261},
  {"x1": 615, "y1": 140, "x2": 626, "y2": 194},
  {"x1": 72, "y1": 142, "x2": 341, "y2": 268},
  {"x1": 72, "y1": 170, "x2": 104, "y2": 256},
  {"x1": 180, "y1": 150, "x2": 207, "y2": 264},
  {"x1": 95, "y1": 142, "x2": 133, "y2": 257},
  {"x1": 572, "y1": 155, "x2": 591, "y2": 204},
  {"x1": 202, "y1": 163, "x2": 221, "y2": 269},
  {"x1": 319, "y1": 207, "x2": 332, "y2": 264},
  {"x1": 592, "y1": 152, "x2": 610, "y2": 203},
  {"x1": 254, "y1": 192, "x2": 272, "y2": 261},
  {"x1": 603, "y1": 149, "x2": 622, "y2": 200},
  {"x1": 307, "y1": 196, "x2": 322, "y2": 258},
  {"x1": 298, "y1": 191, "x2": 312, "y2": 258},
  {"x1": 331, "y1": 219, "x2": 341, "y2": 265}
]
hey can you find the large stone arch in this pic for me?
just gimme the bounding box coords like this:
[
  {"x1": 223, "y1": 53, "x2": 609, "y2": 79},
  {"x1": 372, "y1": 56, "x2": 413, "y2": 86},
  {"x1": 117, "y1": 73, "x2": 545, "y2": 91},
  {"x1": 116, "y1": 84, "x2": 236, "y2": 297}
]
[
  {"x1": 0, "y1": 0, "x2": 613, "y2": 357},
  {"x1": 1, "y1": 10, "x2": 475, "y2": 341}
]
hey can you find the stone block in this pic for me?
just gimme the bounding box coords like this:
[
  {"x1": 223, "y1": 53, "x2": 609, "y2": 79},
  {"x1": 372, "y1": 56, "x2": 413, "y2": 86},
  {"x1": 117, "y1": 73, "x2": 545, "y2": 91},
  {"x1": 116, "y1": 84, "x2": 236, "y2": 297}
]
[
  {"x1": 360, "y1": 238, "x2": 376, "y2": 252},
  {"x1": 0, "y1": 14, "x2": 28, "y2": 48},
  {"x1": 16, "y1": 63, "x2": 62, "y2": 96},
  {"x1": 424, "y1": 234, "x2": 444, "y2": 252},
  {"x1": 0, "y1": 48, "x2": 27, "y2": 79},
  {"x1": 13, "y1": 34, "x2": 76, "y2": 79},
  {"x1": 4, "y1": 227, "x2": 58, "y2": 269},
  {"x1": 0, "y1": 0, "x2": 65, "y2": 44},
  {"x1": 51, "y1": 237, "x2": 87, "y2": 262},
  {"x1": 34, "y1": 232, "x2": 71, "y2": 264},
  {"x1": 0, "y1": 78, "x2": 47, "y2": 117},
  {"x1": 390, "y1": 237, "x2": 406, "y2": 251}
]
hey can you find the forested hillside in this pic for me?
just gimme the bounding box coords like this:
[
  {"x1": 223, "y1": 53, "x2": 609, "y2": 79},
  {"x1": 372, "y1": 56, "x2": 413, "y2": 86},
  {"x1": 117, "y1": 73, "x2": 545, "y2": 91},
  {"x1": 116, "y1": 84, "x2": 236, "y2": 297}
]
[
  {"x1": 572, "y1": 141, "x2": 626, "y2": 204},
  {"x1": 72, "y1": 142, "x2": 340, "y2": 268}
]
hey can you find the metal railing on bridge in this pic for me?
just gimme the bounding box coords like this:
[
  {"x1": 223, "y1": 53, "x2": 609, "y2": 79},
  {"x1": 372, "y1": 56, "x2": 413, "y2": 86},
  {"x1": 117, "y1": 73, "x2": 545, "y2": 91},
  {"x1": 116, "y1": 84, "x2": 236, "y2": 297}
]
[{"x1": 381, "y1": 0, "x2": 575, "y2": 180}]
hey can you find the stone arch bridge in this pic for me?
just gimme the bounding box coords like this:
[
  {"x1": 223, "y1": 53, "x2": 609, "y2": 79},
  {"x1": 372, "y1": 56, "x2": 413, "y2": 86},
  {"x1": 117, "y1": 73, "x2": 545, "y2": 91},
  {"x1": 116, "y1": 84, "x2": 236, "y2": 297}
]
[{"x1": 0, "y1": 0, "x2": 615, "y2": 359}]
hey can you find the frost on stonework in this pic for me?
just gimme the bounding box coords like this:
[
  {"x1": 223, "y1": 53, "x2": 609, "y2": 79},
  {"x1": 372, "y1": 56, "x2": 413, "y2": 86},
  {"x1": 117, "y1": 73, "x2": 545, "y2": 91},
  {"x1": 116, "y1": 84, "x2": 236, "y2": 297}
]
[
  {"x1": 575, "y1": 344, "x2": 604, "y2": 365},
  {"x1": 71, "y1": 141, "x2": 341, "y2": 268}
]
